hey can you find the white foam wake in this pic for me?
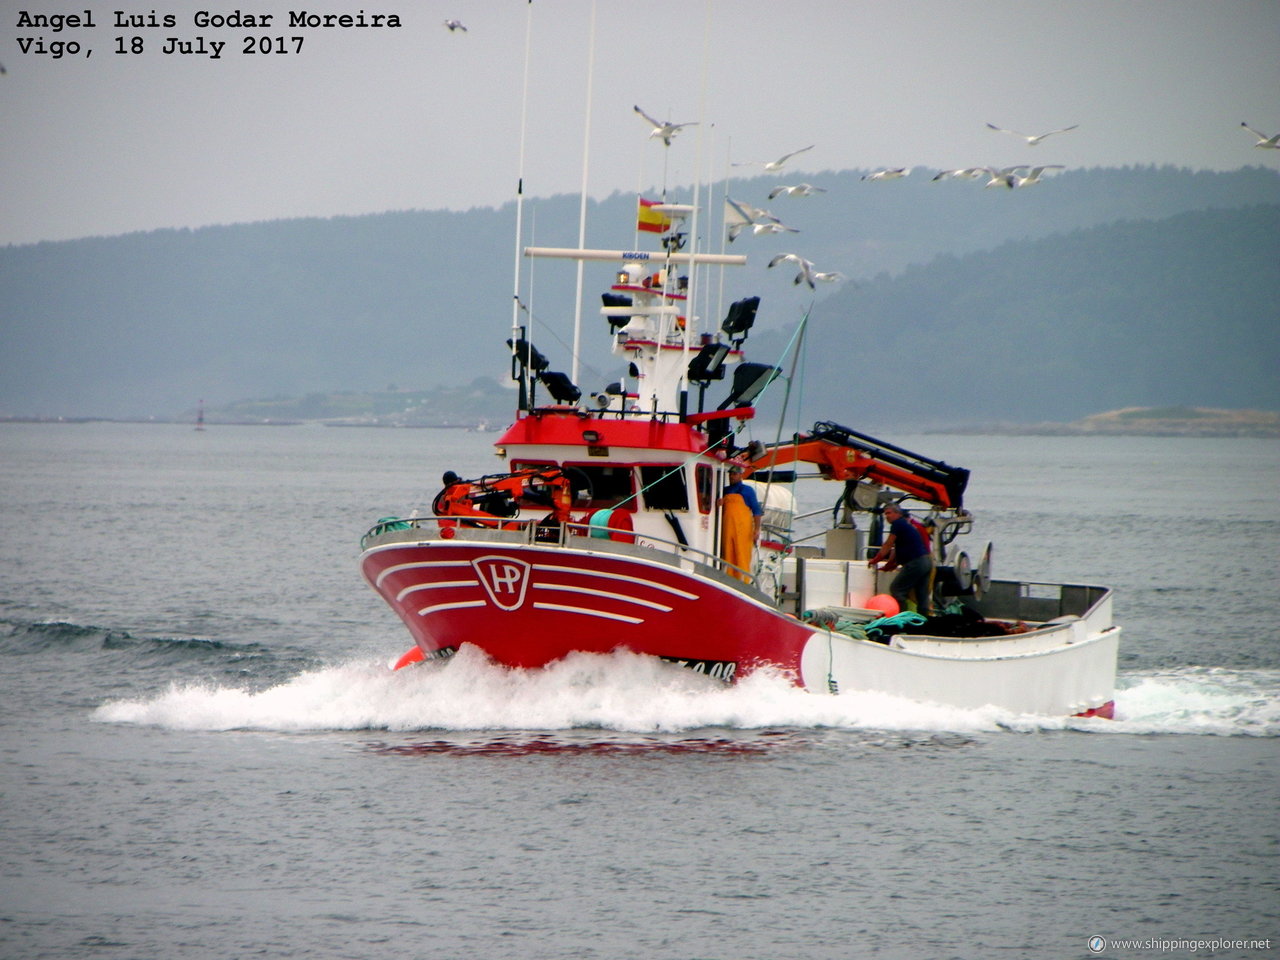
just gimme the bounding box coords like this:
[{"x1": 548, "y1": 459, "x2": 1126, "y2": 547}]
[
  {"x1": 1099, "y1": 667, "x2": 1280, "y2": 737},
  {"x1": 90, "y1": 648, "x2": 1280, "y2": 737}
]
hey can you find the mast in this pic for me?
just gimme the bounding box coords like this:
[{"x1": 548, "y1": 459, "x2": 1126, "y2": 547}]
[
  {"x1": 510, "y1": 0, "x2": 535, "y2": 411},
  {"x1": 681, "y1": 0, "x2": 716, "y2": 414},
  {"x1": 570, "y1": 1, "x2": 598, "y2": 385}
]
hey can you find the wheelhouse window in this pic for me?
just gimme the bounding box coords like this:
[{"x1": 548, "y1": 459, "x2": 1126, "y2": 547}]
[
  {"x1": 508, "y1": 461, "x2": 637, "y2": 511},
  {"x1": 696, "y1": 464, "x2": 713, "y2": 514},
  {"x1": 561, "y1": 463, "x2": 635, "y2": 509},
  {"x1": 639, "y1": 464, "x2": 689, "y2": 511}
]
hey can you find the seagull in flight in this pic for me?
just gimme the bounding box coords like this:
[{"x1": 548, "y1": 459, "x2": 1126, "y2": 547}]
[
  {"x1": 768, "y1": 183, "x2": 827, "y2": 199},
  {"x1": 733, "y1": 145, "x2": 814, "y2": 172},
  {"x1": 768, "y1": 253, "x2": 843, "y2": 289},
  {"x1": 725, "y1": 197, "x2": 796, "y2": 242},
  {"x1": 861, "y1": 167, "x2": 912, "y2": 181},
  {"x1": 957, "y1": 166, "x2": 1034, "y2": 189},
  {"x1": 985, "y1": 122, "x2": 1078, "y2": 145},
  {"x1": 1010, "y1": 164, "x2": 1064, "y2": 187},
  {"x1": 931, "y1": 167, "x2": 987, "y2": 181},
  {"x1": 978, "y1": 166, "x2": 1032, "y2": 189},
  {"x1": 634, "y1": 105, "x2": 697, "y2": 146},
  {"x1": 443, "y1": 19, "x2": 467, "y2": 31},
  {"x1": 725, "y1": 197, "x2": 781, "y2": 225},
  {"x1": 746, "y1": 221, "x2": 800, "y2": 238},
  {"x1": 1241, "y1": 122, "x2": 1280, "y2": 149}
]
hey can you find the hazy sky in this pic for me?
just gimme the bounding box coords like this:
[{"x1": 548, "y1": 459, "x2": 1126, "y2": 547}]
[{"x1": 3, "y1": 0, "x2": 1278, "y2": 246}]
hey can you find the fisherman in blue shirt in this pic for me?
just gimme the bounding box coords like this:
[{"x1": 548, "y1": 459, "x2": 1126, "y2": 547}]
[
  {"x1": 867, "y1": 502, "x2": 934, "y2": 616},
  {"x1": 719, "y1": 464, "x2": 765, "y2": 581},
  {"x1": 722, "y1": 465, "x2": 763, "y2": 541}
]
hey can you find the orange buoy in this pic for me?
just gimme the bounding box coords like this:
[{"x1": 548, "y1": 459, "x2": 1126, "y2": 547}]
[
  {"x1": 864, "y1": 594, "x2": 900, "y2": 617},
  {"x1": 392, "y1": 646, "x2": 426, "y2": 671}
]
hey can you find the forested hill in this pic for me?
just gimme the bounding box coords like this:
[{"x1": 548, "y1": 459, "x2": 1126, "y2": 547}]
[
  {"x1": 775, "y1": 203, "x2": 1279, "y2": 428},
  {"x1": 1, "y1": 165, "x2": 1277, "y2": 424}
]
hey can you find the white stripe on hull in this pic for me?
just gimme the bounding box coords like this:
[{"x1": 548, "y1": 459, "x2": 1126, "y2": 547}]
[
  {"x1": 376, "y1": 559, "x2": 471, "y2": 588},
  {"x1": 531, "y1": 602, "x2": 644, "y2": 624},
  {"x1": 416, "y1": 599, "x2": 487, "y2": 616},
  {"x1": 531, "y1": 562, "x2": 699, "y2": 599},
  {"x1": 535, "y1": 582, "x2": 672, "y2": 611},
  {"x1": 396, "y1": 580, "x2": 479, "y2": 602}
]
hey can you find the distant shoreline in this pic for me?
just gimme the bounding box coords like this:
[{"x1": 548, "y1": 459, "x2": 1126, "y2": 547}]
[
  {"x1": 4, "y1": 406, "x2": 1276, "y2": 438},
  {"x1": 932, "y1": 406, "x2": 1280, "y2": 438}
]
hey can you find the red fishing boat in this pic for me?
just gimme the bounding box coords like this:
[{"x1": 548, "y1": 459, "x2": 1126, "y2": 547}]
[{"x1": 359, "y1": 194, "x2": 1119, "y2": 717}]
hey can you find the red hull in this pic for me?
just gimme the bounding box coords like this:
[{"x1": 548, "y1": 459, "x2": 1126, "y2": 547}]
[{"x1": 361, "y1": 540, "x2": 814, "y2": 682}]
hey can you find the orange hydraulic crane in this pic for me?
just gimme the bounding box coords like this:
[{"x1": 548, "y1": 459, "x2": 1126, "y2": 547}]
[
  {"x1": 433, "y1": 467, "x2": 573, "y2": 524},
  {"x1": 743, "y1": 421, "x2": 970, "y2": 509}
]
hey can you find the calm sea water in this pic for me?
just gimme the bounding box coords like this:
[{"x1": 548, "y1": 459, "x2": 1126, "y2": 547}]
[{"x1": 1, "y1": 422, "x2": 1277, "y2": 960}]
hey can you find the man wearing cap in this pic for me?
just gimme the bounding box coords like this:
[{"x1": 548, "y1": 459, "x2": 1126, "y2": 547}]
[{"x1": 868, "y1": 502, "x2": 933, "y2": 616}]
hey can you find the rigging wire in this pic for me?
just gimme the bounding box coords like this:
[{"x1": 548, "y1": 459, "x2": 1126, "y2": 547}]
[
  {"x1": 789, "y1": 304, "x2": 811, "y2": 521},
  {"x1": 755, "y1": 299, "x2": 814, "y2": 549}
]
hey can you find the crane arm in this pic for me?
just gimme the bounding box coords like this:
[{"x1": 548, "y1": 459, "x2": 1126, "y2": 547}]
[{"x1": 745, "y1": 421, "x2": 969, "y2": 508}]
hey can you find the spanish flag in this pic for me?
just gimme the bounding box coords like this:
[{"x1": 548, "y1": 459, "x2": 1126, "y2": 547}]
[{"x1": 637, "y1": 197, "x2": 672, "y2": 234}]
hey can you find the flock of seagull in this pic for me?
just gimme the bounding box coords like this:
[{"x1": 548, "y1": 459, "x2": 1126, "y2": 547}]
[
  {"x1": 626, "y1": 107, "x2": 1113, "y2": 289},
  {"x1": 434, "y1": 31, "x2": 1280, "y2": 291},
  {"x1": 630, "y1": 106, "x2": 846, "y2": 287},
  {"x1": 861, "y1": 122, "x2": 1079, "y2": 189},
  {"x1": 623, "y1": 112, "x2": 1280, "y2": 289},
  {"x1": 488, "y1": 78, "x2": 1276, "y2": 289},
  {"x1": 721, "y1": 119, "x2": 1080, "y2": 288}
]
